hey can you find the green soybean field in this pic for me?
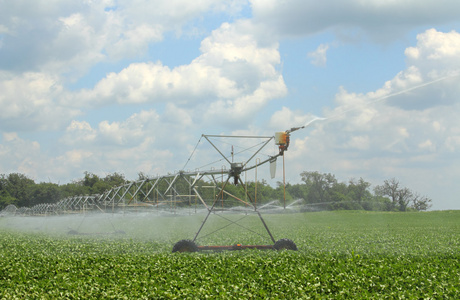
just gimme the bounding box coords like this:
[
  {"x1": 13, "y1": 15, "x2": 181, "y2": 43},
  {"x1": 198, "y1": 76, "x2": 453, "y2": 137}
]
[{"x1": 1, "y1": 210, "x2": 459, "y2": 299}]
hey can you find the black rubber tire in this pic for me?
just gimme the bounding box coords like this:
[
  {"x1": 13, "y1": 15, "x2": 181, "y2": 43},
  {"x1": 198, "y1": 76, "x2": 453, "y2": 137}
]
[
  {"x1": 172, "y1": 239, "x2": 199, "y2": 253},
  {"x1": 274, "y1": 238, "x2": 298, "y2": 251}
]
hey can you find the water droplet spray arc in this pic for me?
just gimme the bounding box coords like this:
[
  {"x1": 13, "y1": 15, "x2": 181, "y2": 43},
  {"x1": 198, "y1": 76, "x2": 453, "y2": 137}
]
[{"x1": 287, "y1": 72, "x2": 460, "y2": 132}]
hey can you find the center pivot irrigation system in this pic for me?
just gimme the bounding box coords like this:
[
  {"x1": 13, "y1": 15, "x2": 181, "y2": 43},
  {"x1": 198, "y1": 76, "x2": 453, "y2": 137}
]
[
  {"x1": 172, "y1": 126, "x2": 305, "y2": 253},
  {"x1": 1, "y1": 126, "x2": 306, "y2": 252}
]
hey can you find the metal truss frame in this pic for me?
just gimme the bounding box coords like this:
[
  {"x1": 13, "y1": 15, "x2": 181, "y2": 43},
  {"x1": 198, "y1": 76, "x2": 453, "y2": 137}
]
[{"x1": 6, "y1": 133, "x2": 283, "y2": 219}]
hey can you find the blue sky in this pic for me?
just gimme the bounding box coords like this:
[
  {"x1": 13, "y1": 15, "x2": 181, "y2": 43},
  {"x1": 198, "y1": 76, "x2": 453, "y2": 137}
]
[{"x1": 1, "y1": 0, "x2": 460, "y2": 210}]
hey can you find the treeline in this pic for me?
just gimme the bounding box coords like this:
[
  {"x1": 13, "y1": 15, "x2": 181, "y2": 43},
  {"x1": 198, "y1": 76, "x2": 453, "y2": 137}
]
[
  {"x1": 0, "y1": 171, "x2": 432, "y2": 212},
  {"x1": 293, "y1": 172, "x2": 432, "y2": 212},
  {"x1": 220, "y1": 171, "x2": 431, "y2": 212},
  {"x1": 0, "y1": 172, "x2": 126, "y2": 209}
]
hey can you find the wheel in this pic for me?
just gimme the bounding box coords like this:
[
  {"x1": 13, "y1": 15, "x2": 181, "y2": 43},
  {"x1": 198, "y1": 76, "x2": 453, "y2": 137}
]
[
  {"x1": 274, "y1": 238, "x2": 297, "y2": 251},
  {"x1": 172, "y1": 239, "x2": 199, "y2": 253}
]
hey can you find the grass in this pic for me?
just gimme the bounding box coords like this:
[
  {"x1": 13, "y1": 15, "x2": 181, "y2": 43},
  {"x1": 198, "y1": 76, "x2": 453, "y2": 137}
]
[{"x1": 0, "y1": 210, "x2": 459, "y2": 298}]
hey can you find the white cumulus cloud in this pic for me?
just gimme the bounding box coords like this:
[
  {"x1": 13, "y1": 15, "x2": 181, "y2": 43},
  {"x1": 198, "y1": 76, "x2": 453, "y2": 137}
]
[{"x1": 307, "y1": 44, "x2": 329, "y2": 67}]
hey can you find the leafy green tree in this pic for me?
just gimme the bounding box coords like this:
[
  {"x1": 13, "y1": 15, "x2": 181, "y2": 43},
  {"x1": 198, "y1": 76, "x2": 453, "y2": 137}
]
[
  {"x1": 71, "y1": 172, "x2": 127, "y2": 195},
  {"x1": 255, "y1": 179, "x2": 275, "y2": 204},
  {"x1": 0, "y1": 189, "x2": 18, "y2": 209},
  {"x1": 60, "y1": 181, "x2": 91, "y2": 197},
  {"x1": 286, "y1": 182, "x2": 308, "y2": 201},
  {"x1": 273, "y1": 182, "x2": 293, "y2": 205},
  {"x1": 103, "y1": 172, "x2": 127, "y2": 187},
  {"x1": 2, "y1": 173, "x2": 35, "y2": 207},
  {"x1": 27, "y1": 183, "x2": 61, "y2": 206},
  {"x1": 347, "y1": 178, "x2": 372, "y2": 202},
  {"x1": 82, "y1": 172, "x2": 100, "y2": 190},
  {"x1": 300, "y1": 171, "x2": 337, "y2": 204},
  {"x1": 91, "y1": 180, "x2": 113, "y2": 195},
  {"x1": 329, "y1": 182, "x2": 360, "y2": 210}
]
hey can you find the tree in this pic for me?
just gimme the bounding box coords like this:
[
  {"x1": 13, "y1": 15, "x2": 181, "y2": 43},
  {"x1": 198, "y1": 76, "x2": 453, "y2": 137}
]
[
  {"x1": 286, "y1": 181, "x2": 309, "y2": 201},
  {"x1": 374, "y1": 178, "x2": 400, "y2": 210},
  {"x1": 27, "y1": 183, "x2": 62, "y2": 206},
  {"x1": 91, "y1": 180, "x2": 113, "y2": 195},
  {"x1": 82, "y1": 172, "x2": 100, "y2": 190},
  {"x1": 2, "y1": 173, "x2": 35, "y2": 207},
  {"x1": 137, "y1": 172, "x2": 148, "y2": 180},
  {"x1": 363, "y1": 195, "x2": 392, "y2": 211},
  {"x1": 73, "y1": 172, "x2": 127, "y2": 195},
  {"x1": 0, "y1": 189, "x2": 18, "y2": 209},
  {"x1": 396, "y1": 186, "x2": 413, "y2": 212},
  {"x1": 104, "y1": 172, "x2": 127, "y2": 187},
  {"x1": 300, "y1": 171, "x2": 337, "y2": 204},
  {"x1": 347, "y1": 178, "x2": 372, "y2": 202},
  {"x1": 374, "y1": 178, "x2": 431, "y2": 212},
  {"x1": 60, "y1": 182, "x2": 91, "y2": 198},
  {"x1": 411, "y1": 193, "x2": 432, "y2": 211},
  {"x1": 274, "y1": 182, "x2": 293, "y2": 205}
]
